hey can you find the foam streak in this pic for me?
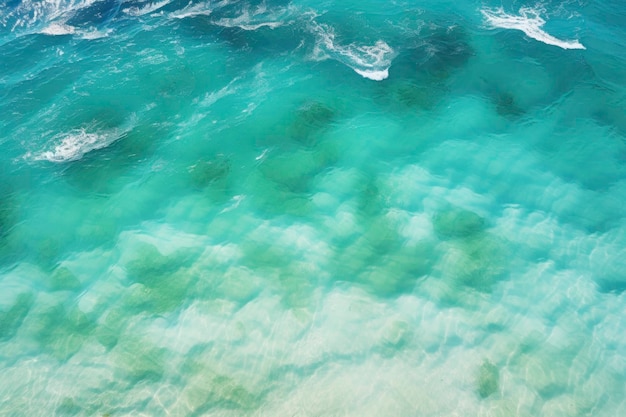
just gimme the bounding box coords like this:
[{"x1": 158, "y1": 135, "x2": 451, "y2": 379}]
[
  {"x1": 482, "y1": 7, "x2": 585, "y2": 50},
  {"x1": 310, "y1": 22, "x2": 394, "y2": 81}
]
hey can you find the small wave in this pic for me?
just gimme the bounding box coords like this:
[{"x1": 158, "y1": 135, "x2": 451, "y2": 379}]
[
  {"x1": 37, "y1": 22, "x2": 113, "y2": 39},
  {"x1": 5, "y1": 0, "x2": 102, "y2": 32},
  {"x1": 123, "y1": 0, "x2": 171, "y2": 17},
  {"x1": 212, "y1": 13, "x2": 283, "y2": 31},
  {"x1": 32, "y1": 127, "x2": 127, "y2": 163},
  {"x1": 169, "y1": 1, "x2": 213, "y2": 19},
  {"x1": 310, "y1": 22, "x2": 395, "y2": 81},
  {"x1": 201, "y1": 76, "x2": 242, "y2": 107},
  {"x1": 169, "y1": 0, "x2": 293, "y2": 28},
  {"x1": 40, "y1": 22, "x2": 76, "y2": 35},
  {"x1": 78, "y1": 27, "x2": 113, "y2": 39},
  {"x1": 482, "y1": 7, "x2": 585, "y2": 50},
  {"x1": 3, "y1": 0, "x2": 119, "y2": 42},
  {"x1": 39, "y1": 24, "x2": 112, "y2": 39},
  {"x1": 210, "y1": 3, "x2": 300, "y2": 31}
]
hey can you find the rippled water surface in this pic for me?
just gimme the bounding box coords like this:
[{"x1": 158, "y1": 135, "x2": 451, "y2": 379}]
[{"x1": 1, "y1": 0, "x2": 626, "y2": 416}]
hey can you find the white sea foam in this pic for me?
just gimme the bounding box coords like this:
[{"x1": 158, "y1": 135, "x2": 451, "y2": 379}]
[
  {"x1": 123, "y1": 0, "x2": 171, "y2": 17},
  {"x1": 169, "y1": 1, "x2": 213, "y2": 19},
  {"x1": 3, "y1": 0, "x2": 118, "y2": 41},
  {"x1": 212, "y1": 12, "x2": 284, "y2": 31},
  {"x1": 33, "y1": 126, "x2": 128, "y2": 163},
  {"x1": 201, "y1": 75, "x2": 242, "y2": 107},
  {"x1": 7, "y1": 0, "x2": 100, "y2": 32},
  {"x1": 40, "y1": 22, "x2": 76, "y2": 35},
  {"x1": 309, "y1": 22, "x2": 394, "y2": 81},
  {"x1": 210, "y1": 3, "x2": 297, "y2": 31},
  {"x1": 352, "y1": 68, "x2": 389, "y2": 82},
  {"x1": 40, "y1": 24, "x2": 113, "y2": 39},
  {"x1": 78, "y1": 27, "x2": 113, "y2": 39},
  {"x1": 482, "y1": 7, "x2": 585, "y2": 50}
]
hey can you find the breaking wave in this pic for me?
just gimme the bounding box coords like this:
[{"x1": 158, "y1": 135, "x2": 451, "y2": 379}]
[
  {"x1": 122, "y1": 0, "x2": 171, "y2": 17},
  {"x1": 309, "y1": 22, "x2": 395, "y2": 81},
  {"x1": 211, "y1": 4, "x2": 290, "y2": 31},
  {"x1": 40, "y1": 22, "x2": 76, "y2": 35},
  {"x1": 482, "y1": 7, "x2": 585, "y2": 50},
  {"x1": 29, "y1": 118, "x2": 135, "y2": 163},
  {"x1": 1, "y1": 0, "x2": 120, "y2": 41}
]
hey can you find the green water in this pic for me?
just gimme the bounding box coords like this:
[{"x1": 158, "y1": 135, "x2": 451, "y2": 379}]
[{"x1": 1, "y1": 0, "x2": 626, "y2": 415}]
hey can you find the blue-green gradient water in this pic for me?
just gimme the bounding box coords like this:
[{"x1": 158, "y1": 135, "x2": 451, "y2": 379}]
[{"x1": 1, "y1": 0, "x2": 626, "y2": 415}]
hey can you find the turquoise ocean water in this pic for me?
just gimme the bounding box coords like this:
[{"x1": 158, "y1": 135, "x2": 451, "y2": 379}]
[{"x1": 1, "y1": 0, "x2": 626, "y2": 415}]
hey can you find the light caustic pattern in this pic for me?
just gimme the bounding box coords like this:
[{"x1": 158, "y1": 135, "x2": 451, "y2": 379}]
[{"x1": 1, "y1": 0, "x2": 626, "y2": 416}]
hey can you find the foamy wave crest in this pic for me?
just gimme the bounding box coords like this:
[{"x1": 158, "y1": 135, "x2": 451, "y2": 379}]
[
  {"x1": 1, "y1": 0, "x2": 120, "y2": 42},
  {"x1": 169, "y1": 1, "x2": 213, "y2": 19},
  {"x1": 4, "y1": 0, "x2": 100, "y2": 32},
  {"x1": 123, "y1": 0, "x2": 171, "y2": 17},
  {"x1": 211, "y1": 3, "x2": 298, "y2": 31},
  {"x1": 39, "y1": 24, "x2": 113, "y2": 39},
  {"x1": 310, "y1": 22, "x2": 395, "y2": 81},
  {"x1": 40, "y1": 22, "x2": 76, "y2": 35},
  {"x1": 33, "y1": 127, "x2": 127, "y2": 163},
  {"x1": 78, "y1": 27, "x2": 113, "y2": 39},
  {"x1": 482, "y1": 7, "x2": 585, "y2": 50}
]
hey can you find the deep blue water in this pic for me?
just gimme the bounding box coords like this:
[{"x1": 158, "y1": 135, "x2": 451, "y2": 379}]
[{"x1": 1, "y1": 0, "x2": 626, "y2": 415}]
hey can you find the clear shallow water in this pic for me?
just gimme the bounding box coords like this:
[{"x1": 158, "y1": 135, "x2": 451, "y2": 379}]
[{"x1": 1, "y1": 0, "x2": 626, "y2": 415}]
